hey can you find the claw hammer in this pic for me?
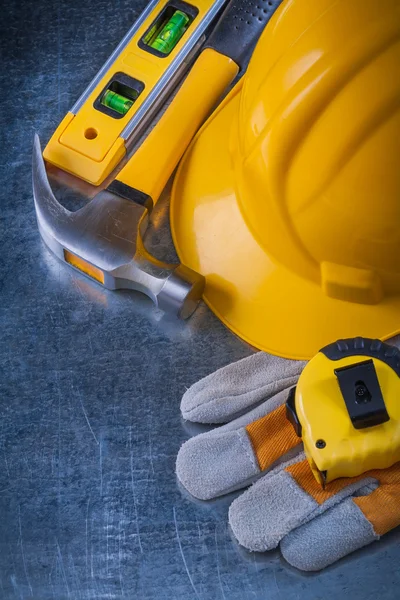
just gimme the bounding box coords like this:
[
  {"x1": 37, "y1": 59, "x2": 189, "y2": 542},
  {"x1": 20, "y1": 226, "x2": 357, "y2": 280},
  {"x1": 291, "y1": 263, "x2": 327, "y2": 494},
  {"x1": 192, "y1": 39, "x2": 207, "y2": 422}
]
[{"x1": 33, "y1": 0, "x2": 282, "y2": 318}]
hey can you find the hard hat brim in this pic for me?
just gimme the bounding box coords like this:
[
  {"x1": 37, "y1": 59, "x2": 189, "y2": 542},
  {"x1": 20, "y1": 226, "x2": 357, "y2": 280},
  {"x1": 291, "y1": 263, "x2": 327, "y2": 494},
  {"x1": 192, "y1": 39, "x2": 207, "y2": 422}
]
[{"x1": 170, "y1": 86, "x2": 400, "y2": 360}]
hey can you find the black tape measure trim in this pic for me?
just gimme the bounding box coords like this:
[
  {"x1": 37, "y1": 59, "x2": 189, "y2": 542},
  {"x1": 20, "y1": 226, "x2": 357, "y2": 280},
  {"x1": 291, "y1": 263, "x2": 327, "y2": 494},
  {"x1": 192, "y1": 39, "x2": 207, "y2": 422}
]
[
  {"x1": 320, "y1": 337, "x2": 400, "y2": 377},
  {"x1": 285, "y1": 387, "x2": 302, "y2": 437},
  {"x1": 334, "y1": 358, "x2": 390, "y2": 430}
]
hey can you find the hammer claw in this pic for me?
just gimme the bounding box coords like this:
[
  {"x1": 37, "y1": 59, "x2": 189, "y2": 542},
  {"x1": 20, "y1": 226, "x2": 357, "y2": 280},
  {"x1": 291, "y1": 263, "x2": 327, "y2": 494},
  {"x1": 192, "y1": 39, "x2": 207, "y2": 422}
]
[{"x1": 32, "y1": 135, "x2": 204, "y2": 318}]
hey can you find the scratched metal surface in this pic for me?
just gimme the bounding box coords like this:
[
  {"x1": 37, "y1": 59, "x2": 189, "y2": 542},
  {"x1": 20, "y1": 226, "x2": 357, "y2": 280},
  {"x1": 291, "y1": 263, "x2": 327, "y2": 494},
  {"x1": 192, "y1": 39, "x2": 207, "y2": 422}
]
[{"x1": 0, "y1": 0, "x2": 399, "y2": 598}]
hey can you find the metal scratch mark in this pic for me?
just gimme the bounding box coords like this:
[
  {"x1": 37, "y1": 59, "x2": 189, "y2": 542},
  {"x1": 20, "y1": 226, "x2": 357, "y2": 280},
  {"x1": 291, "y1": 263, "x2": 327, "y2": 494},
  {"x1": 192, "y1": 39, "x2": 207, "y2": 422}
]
[
  {"x1": 273, "y1": 567, "x2": 283, "y2": 599},
  {"x1": 214, "y1": 525, "x2": 227, "y2": 600},
  {"x1": 86, "y1": 496, "x2": 91, "y2": 578},
  {"x1": 106, "y1": 509, "x2": 110, "y2": 575},
  {"x1": 222, "y1": 537, "x2": 230, "y2": 565},
  {"x1": 129, "y1": 428, "x2": 143, "y2": 553},
  {"x1": 112, "y1": 403, "x2": 117, "y2": 424},
  {"x1": 118, "y1": 519, "x2": 125, "y2": 597},
  {"x1": 48, "y1": 554, "x2": 57, "y2": 599},
  {"x1": 99, "y1": 438, "x2": 103, "y2": 497},
  {"x1": 173, "y1": 506, "x2": 200, "y2": 600},
  {"x1": 69, "y1": 554, "x2": 81, "y2": 598},
  {"x1": 196, "y1": 520, "x2": 202, "y2": 541},
  {"x1": 18, "y1": 505, "x2": 33, "y2": 597},
  {"x1": 23, "y1": 456, "x2": 33, "y2": 479},
  {"x1": 56, "y1": 371, "x2": 62, "y2": 508},
  {"x1": 10, "y1": 574, "x2": 22, "y2": 600},
  {"x1": 78, "y1": 392, "x2": 99, "y2": 445},
  {"x1": 148, "y1": 431, "x2": 155, "y2": 476},
  {"x1": 56, "y1": 538, "x2": 71, "y2": 598},
  {"x1": 90, "y1": 542, "x2": 95, "y2": 579},
  {"x1": 4, "y1": 453, "x2": 10, "y2": 477},
  {"x1": 87, "y1": 333, "x2": 95, "y2": 357}
]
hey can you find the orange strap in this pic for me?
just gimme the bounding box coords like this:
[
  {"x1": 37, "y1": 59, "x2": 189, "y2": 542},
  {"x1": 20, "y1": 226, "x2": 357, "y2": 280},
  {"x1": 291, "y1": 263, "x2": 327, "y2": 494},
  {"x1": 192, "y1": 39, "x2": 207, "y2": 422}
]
[
  {"x1": 247, "y1": 405, "x2": 400, "y2": 536},
  {"x1": 245, "y1": 405, "x2": 301, "y2": 471},
  {"x1": 353, "y1": 465, "x2": 400, "y2": 535},
  {"x1": 287, "y1": 459, "x2": 400, "y2": 536},
  {"x1": 286, "y1": 459, "x2": 367, "y2": 504}
]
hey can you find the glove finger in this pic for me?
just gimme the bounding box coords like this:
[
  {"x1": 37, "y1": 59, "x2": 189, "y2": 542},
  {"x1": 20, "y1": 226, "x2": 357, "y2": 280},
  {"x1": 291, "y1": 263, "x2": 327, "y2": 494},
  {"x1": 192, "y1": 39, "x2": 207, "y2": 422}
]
[
  {"x1": 282, "y1": 461, "x2": 400, "y2": 571},
  {"x1": 228, "y1": 458, "x2": 378, "y2": 553},
  {"x1": 280, "y1": 492, "x2": 379, "y2": 571},
  {"x1": 181, "y1": 352, "x2": 305, "y2": 424},
  {"x1": 176, "y1": 395, "x2": 302, "y2": 500}
]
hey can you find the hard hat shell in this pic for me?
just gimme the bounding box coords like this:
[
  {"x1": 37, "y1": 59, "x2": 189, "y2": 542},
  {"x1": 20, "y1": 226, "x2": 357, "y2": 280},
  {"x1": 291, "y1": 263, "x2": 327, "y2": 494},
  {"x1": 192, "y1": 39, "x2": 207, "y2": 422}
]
[{"x1": 170, "y1": 0, "x2": 400, "y2": 359}]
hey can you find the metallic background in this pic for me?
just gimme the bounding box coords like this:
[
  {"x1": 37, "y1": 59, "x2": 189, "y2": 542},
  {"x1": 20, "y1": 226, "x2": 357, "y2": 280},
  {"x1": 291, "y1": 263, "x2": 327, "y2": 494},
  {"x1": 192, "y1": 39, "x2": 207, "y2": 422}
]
[{"x1": 0, "y1": 0, "x2": 399, "y2": 597}]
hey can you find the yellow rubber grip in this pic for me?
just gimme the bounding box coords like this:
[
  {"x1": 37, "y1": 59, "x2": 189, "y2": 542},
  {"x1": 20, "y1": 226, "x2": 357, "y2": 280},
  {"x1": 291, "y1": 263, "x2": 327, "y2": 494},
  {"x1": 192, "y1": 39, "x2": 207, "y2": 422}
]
[{"x1": 116, "y1": 48, "x2": 239, "y2": 201}]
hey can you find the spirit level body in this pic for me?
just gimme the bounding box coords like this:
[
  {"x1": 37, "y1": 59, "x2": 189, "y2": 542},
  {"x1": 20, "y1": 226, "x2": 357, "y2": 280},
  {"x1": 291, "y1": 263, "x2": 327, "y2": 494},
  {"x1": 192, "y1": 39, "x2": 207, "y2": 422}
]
[{"x1": 43, "y1": 0, "x2": 228, "y2": 185}]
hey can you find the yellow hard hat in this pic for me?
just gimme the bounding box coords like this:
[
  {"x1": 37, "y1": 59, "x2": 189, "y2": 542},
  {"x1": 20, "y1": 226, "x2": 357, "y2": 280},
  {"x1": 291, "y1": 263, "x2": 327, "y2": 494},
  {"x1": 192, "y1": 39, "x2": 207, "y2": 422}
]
[{"x1": 171, "y1": 0, "x2": 400, "y2": 360}]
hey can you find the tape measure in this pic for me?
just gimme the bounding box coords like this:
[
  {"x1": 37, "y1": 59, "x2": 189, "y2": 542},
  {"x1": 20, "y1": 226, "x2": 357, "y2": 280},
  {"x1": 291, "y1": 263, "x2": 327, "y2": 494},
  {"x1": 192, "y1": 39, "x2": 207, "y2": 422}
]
[{"x1": 286, "y1": 337, "x2": 400, "y2": 486}]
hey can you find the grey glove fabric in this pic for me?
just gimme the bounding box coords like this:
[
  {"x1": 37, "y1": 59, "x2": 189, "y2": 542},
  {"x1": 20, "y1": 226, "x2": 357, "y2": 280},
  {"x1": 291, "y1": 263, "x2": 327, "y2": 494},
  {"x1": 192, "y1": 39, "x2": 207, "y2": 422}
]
[
  {"x1": 176, "y1": 339, "x2": 400, "y2": 571},
  {"x1": 178, "y1": 353, "x2": 305, "y2": 498},
  {"x1": 180, "y1": 352, "x2": 305, "y2": 423}
]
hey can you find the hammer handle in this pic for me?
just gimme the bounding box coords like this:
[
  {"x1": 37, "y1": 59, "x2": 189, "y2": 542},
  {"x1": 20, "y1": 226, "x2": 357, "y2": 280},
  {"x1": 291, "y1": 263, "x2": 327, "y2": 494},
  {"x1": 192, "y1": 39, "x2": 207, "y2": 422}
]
[
  {"x1": 112, "y1": 0, "x2": 284, "y2": 204},
  {"x1": 114, "y1": 48, "x2": 238, "y2": 203}
]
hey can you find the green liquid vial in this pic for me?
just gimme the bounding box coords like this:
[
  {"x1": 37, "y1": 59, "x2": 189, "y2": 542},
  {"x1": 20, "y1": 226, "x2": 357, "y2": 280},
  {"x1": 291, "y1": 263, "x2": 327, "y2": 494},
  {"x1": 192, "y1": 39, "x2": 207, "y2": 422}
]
[
  {"x1": 101, "y1": 90, "x2": 134, "y2": 116},
  {"x1": 150, "y1": 10, "x2": 189, "y2": 54}
]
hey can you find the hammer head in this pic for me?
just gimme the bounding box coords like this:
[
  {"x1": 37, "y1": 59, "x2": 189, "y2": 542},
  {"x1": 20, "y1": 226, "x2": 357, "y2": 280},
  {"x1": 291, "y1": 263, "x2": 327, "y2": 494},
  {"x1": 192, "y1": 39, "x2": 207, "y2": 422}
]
[{"x1": 32, "y1": 134, "x2": 204, "y2": 319}]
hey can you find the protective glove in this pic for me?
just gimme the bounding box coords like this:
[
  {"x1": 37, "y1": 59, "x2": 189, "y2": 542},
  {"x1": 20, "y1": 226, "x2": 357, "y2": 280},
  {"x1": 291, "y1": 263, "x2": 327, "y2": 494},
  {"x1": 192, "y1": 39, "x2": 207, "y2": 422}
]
[{"x1": 176, "y1": 342, "x2": 400, "y2": 571}]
